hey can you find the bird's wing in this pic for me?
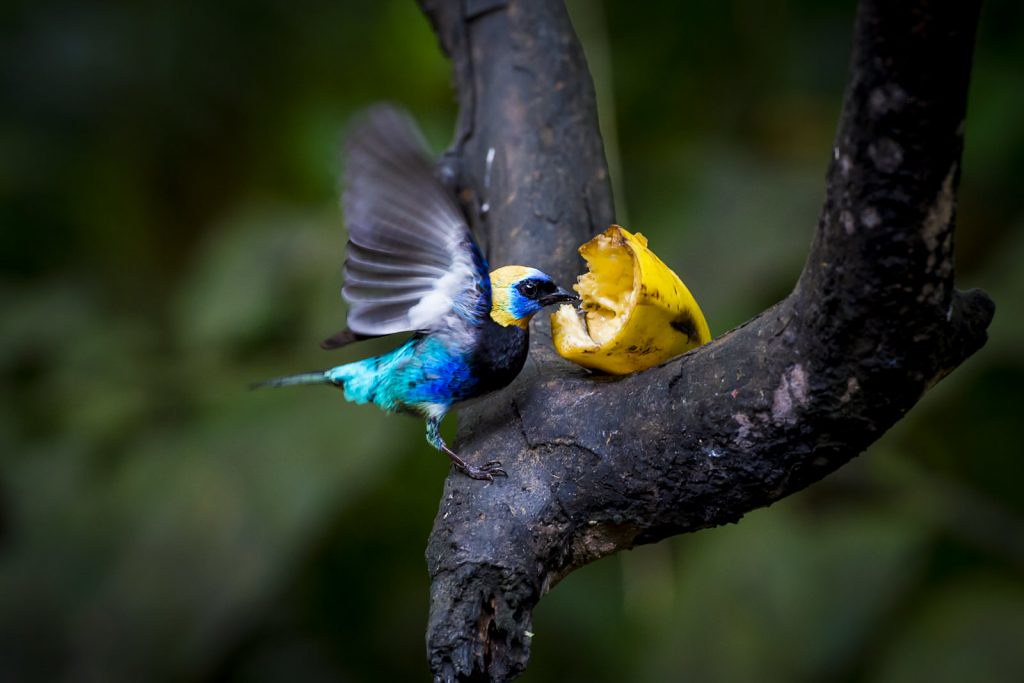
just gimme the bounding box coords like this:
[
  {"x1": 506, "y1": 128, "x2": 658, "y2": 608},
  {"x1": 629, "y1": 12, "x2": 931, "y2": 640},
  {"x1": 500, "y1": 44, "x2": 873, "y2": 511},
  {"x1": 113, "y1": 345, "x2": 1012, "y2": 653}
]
[
  {"x1": 319, "y1": 327, "x2": 376, "y2": 350},
  {"x1": 341, "y1": 105, "x2": 490, "y2": 336}
]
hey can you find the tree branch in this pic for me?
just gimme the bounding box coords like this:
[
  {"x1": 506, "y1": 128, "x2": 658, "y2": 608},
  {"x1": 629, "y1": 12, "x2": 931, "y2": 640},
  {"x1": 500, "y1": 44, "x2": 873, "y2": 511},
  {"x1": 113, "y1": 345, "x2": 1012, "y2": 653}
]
[{"x1": 417, "y1": 1, "x2": 994, "y2": 680}]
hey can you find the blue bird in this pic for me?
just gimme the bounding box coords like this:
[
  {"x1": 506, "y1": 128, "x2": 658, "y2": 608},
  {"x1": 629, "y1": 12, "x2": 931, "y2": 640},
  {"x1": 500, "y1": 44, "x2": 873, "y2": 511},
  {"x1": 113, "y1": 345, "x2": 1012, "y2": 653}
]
[{"x1": 255, "y1": 106, "x2": 576, "y2": 480}]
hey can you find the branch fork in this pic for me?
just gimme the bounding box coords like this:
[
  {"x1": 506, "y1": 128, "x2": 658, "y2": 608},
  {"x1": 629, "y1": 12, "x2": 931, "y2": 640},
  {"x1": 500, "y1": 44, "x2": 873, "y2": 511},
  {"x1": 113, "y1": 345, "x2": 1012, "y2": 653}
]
[{"x1": 415, "y1": 1, "x2": 992, "y2": 680}]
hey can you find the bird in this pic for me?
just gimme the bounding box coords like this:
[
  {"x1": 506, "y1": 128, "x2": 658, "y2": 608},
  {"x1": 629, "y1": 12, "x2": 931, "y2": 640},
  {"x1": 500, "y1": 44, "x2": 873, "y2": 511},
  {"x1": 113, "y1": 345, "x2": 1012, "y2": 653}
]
[{"x1": 254, "y1": 105, "x2": 577, "y2": 480}]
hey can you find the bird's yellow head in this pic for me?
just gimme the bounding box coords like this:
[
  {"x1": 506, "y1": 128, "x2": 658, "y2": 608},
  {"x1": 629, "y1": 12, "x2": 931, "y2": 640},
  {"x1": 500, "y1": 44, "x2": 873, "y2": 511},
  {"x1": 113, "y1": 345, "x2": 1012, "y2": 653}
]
[{"x1": 489, "y1": 266, "x2": 577, "y2": 328}]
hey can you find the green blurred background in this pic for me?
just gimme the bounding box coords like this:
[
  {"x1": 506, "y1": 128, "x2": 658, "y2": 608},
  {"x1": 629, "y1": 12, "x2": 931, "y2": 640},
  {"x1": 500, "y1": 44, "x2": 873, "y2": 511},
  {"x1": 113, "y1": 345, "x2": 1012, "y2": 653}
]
[{"x1": 2, "y1": 0, "x2": 1023, "y2": 680}]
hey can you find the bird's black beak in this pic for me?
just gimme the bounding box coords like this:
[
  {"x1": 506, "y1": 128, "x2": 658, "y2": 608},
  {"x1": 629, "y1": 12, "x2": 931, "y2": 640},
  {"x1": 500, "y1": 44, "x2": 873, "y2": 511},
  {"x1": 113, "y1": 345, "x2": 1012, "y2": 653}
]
[{"x1": 539, "y1": 287, "x2": 580, "y2": 307}]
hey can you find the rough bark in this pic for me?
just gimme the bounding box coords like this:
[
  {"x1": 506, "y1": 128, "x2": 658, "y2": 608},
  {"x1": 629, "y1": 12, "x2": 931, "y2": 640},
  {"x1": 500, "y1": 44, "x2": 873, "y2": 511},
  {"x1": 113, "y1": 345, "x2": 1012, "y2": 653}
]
[{"x1": 417, "y1": 1, "x2": 993, "y2": 680}]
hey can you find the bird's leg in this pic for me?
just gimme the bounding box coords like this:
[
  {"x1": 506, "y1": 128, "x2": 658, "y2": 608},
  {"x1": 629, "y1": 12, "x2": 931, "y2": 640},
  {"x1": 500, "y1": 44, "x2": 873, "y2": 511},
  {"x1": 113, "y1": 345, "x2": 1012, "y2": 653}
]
[{"x1": 425, "y1": 416, "x2": 507, "y2": 481}]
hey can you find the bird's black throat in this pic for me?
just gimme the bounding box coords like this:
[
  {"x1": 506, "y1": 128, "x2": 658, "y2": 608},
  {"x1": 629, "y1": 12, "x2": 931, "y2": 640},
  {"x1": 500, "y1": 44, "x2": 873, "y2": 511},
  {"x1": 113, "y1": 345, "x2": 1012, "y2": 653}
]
[{"x1": 468, "y1": 317, "x2": 530, "y2": 397}]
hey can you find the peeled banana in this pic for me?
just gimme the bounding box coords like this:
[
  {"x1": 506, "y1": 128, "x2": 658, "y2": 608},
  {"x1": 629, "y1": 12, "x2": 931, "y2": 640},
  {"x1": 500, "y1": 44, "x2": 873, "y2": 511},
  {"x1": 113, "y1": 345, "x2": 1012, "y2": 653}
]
[{"x1": 551, "y1": 225, "x2": 710, "y2": 375}]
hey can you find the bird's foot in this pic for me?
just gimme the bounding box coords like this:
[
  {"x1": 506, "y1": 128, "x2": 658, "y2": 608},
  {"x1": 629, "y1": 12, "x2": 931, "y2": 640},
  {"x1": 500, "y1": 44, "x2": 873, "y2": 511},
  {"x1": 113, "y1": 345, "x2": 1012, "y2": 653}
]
[
  {"x1": 441, "y1": 445, "x2": 507, "y2": 481},
  {"x1": 456, "y1": 459, "x2": 507, "y2": 481}
]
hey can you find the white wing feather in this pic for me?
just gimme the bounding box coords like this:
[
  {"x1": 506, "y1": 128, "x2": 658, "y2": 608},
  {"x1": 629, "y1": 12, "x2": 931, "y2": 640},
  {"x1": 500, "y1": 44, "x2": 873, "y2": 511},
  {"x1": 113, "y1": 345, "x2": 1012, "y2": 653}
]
[{"x1": 340, "y1": 106, "x2": 487, "y2": 335}]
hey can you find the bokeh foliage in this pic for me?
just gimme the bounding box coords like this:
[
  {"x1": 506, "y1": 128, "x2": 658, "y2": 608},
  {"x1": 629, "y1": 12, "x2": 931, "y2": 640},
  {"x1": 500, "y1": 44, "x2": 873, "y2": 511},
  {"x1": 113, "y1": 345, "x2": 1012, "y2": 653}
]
[{"x1": 2, "y1": 0, "x2": 1022, "y2": 681}]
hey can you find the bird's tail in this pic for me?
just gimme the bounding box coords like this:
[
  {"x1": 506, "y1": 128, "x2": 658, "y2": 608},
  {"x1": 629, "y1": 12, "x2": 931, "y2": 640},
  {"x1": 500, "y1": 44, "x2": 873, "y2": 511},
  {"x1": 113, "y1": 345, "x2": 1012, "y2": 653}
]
[{"x1": 250, "y1": 371, "x2": 338, "y2": 390}]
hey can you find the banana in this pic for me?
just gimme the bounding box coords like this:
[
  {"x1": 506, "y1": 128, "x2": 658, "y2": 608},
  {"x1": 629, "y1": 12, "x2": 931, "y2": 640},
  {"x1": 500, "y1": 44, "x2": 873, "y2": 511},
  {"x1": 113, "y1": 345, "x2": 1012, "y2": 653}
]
[{"x1": 551, "y1": 225, "x2": 710, "y2": 375}]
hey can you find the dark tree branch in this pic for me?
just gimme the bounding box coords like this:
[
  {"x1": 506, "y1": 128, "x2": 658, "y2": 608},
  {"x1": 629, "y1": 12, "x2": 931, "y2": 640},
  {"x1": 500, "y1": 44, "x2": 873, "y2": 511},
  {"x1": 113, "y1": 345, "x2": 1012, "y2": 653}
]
[{"x1": 417, "y1": 1, "x2": 994, "y2": 680}]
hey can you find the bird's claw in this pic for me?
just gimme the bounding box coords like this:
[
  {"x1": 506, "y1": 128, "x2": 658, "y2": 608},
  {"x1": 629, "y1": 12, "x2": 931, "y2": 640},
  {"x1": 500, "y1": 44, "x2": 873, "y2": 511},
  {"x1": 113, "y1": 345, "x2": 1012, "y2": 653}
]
[
  {"x1": 457, "y1": 460, "x2": 507, "y2": 481},
  {"x1": 437, "y1": 438, "x2": 508, "y2": 481}
]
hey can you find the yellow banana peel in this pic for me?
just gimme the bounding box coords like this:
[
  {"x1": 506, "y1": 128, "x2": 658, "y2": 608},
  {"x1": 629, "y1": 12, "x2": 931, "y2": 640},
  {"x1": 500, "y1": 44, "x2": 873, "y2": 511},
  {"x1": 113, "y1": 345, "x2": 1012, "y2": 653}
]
[{"x1": 551, "y1": 225, "x2": 711, "y2": 375}]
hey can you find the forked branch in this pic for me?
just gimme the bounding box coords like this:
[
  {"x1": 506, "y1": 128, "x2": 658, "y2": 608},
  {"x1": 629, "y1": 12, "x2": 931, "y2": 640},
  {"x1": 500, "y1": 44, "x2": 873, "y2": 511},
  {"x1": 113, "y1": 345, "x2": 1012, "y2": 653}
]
[{"x1": 416, "y1": 1, "x2": 993, "y2": 680}]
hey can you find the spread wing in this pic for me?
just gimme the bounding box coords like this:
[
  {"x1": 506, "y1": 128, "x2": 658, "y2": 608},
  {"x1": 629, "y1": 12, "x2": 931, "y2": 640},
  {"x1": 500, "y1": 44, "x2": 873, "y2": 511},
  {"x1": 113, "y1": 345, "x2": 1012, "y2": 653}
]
[{"x1": 341, "y1": 105, "x2": 490, "y2": 336}]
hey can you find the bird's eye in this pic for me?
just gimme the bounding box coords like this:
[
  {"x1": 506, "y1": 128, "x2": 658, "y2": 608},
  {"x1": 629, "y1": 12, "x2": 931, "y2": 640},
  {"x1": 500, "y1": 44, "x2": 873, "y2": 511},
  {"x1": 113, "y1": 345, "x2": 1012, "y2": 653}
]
[{"x1": 520, "y1": 280, "x2": 538, "y2": 298}]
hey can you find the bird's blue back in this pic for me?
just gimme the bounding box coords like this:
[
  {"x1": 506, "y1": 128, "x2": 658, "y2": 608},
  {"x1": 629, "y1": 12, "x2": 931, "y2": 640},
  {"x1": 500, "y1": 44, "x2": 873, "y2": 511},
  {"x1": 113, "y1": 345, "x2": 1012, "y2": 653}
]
[{"x1": 326, "y1": 332, "x2": 476, "y2": 415}]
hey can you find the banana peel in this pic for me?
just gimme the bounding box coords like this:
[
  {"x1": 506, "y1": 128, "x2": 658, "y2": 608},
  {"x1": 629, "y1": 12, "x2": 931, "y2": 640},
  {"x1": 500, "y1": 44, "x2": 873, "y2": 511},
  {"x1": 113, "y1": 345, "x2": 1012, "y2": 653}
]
[{"x1": 551, "y1": 225, "x2": 710, "y2": 375}]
